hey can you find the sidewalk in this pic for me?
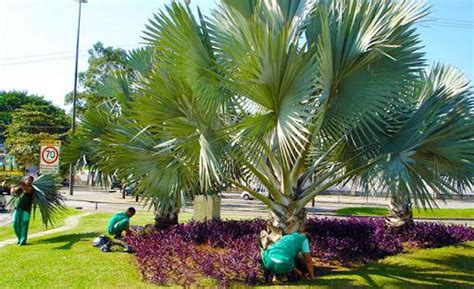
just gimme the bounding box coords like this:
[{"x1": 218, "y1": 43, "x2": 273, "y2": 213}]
[
  {"x1": 0, "y1": 212, "x2": 91, "y2": 248},
  {"x1": 61, "y1": 189, "x2": 134, "y2": 205},
  {"x1": 0, "y1": 213, "x2": 11, "y2": 227}
]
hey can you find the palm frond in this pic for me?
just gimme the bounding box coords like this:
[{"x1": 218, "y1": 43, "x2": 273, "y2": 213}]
[
  {"x1": 211, "y1": 0, "x2": 318, "y2": 168},
  {"x1": 373, "y1": 64, "x2": 474, "y2": 208},
  {"x1": 309, "y1": 0, "x2": 428, "y2": 144},
  {"x1": 7, "y1": 175, "x2": 67, "y2": 227}
]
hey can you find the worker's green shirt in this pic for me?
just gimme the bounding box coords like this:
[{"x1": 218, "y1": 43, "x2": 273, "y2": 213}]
[
  {"x1": 261, "y1": 232, "x2": 311, "y2": 274},
  {"x1": 265, "y1": 232, "x2": 310, "y2": 259},
  {"x1": 107, "y1": 212, "x2": 129, "y2": 234}
]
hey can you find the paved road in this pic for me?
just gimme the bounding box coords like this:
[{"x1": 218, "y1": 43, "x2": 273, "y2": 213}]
[
  {"x1": 60, "y1": 189, "x2": 474, "y2": 210},
  {"x1": 1, "y1": 189, "x2": 473, "y2": 227},
  {"x1": 59, "y1": 190, "x2": 386, "y2": 215}
]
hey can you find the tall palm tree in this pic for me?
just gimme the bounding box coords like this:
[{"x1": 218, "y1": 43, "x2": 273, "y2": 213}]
[
  {"x1": 373, "y1": 64, "x2": 474, "y2": 226},
  {"x1": 64, "y1": 48, "x2": 189, "y2": 225},
  {"x1": 131, "y1": 0, "x2": 472, "y2": 233}
]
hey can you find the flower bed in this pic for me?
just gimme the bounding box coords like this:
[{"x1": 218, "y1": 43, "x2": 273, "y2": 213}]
[{"x1": 125, "y1": 217, "x2": 474, "y2": 287}]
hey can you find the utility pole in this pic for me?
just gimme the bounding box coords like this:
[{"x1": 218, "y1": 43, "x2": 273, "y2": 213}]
[{"x1": 69, "y1": 0, "x2": 87, "y2": 196}]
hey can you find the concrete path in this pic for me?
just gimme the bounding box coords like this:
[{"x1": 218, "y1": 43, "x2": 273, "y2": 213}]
[
  {"x1": 0, "y1": 212, "x2": 92, "y2": 248},
  {"x1": 0, "y1": 213, "x2": 11, "y2": 227}
]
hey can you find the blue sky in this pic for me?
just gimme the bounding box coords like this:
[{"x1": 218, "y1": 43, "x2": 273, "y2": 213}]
[{"x1": 0, "y1": 0, "x2": 472, "y2": 109}]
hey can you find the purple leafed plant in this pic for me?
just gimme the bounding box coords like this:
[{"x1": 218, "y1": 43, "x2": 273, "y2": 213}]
[{"x1": 125, "y1": 217, "x2": 473, "y2": 287}]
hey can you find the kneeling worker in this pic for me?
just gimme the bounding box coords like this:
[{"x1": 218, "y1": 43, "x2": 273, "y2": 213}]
[
  {"x1": 108, "y1": 207, "x2": 136, "y2": 239},
  {"x1": 261, "y1": 232, "x2": 315, "y2": 283},
  {"x1": 100, "y1": 207, "x2": 136, "y2": 252}
]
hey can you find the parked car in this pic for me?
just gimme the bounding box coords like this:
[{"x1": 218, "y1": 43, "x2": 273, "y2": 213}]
[
  {"x1": 110, "y1": 179, "x2": 122, "y2": 190},
  {"x1": 123, "y1": 184, "x2": 135, "y2": 196},
  {"x1": 241, "y1": 187, "x2": 267, "y2": 200}
]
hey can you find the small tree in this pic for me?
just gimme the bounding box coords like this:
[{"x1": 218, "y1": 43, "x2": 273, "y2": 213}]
[
  {"x1": 5, "y1": 104, "x2": 69, "y2": 167},
  {"x1": 63, "y1": 47, "x2": 219, "y2": 226},
  {"x1": 0, "y1": 90, "x2": 57, "y2": 142},
  {"x1": 64, "y1": 42, "x2": 132, "y2": 116}
]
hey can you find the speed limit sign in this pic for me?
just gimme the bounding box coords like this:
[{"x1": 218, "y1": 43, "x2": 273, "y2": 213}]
[
  {"x1": 42, "y1": 146, "x2": 59, "y2": 164},
  {"x1": 40, "y1": 140, "x2": 61, "y2": 175}
]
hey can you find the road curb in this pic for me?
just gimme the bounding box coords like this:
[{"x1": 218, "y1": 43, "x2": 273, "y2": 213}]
[{"x1": 320, "y1": 214, "x2": 474, "y2": 223}]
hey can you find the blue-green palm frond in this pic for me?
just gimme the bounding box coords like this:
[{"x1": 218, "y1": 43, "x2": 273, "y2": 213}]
[
  {"x1": 211, "y1": 0, "x2": 318, "y2": 167},
  {"x1": 8, "y1": 175, "x2": 66, "y2": 227},
  {"x1": 309, "y1": 0, "x2": 428, "y2": 145},
  {"x1": 143, "y1": 2, "x2": 225, "y2": 115},
  {"x1": 375, "y1": 64, "x2": 474, "y2": 207}
]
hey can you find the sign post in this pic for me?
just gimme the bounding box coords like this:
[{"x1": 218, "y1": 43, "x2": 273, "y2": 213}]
[{"x1": 40, "y1": 140, "x2": 61, "y2": 175}]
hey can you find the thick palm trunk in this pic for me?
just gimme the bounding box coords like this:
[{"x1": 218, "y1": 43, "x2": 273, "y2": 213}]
[
  {"x1": 154, "y1": 210, "x2": 178, "y2": 229},
  {"x1": 153, "y1": 197, "x2": 181, "y2": 229},
  {"x1": 386, "y1": 196, "x2": 414, "y2": 227},
  {"x1": 269, "y1": 207, "x2": 307, "y2": 234},
  {"x1": 259, "y1": 202, "x2": 307, "y2": 249}
]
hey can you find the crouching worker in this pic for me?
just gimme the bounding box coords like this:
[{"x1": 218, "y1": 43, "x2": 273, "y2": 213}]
[
  {"x1": 261, "y1": 232, "x2": 315, "y2": 284},
  {"x1": 108, "y1": 207, "x2": 136, "y2": 238},
  {"x1": 97, "y1": 207, "x2": 135, "y2": 253}
]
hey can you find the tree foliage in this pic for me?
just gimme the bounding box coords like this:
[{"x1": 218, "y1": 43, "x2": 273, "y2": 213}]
[
  {"x1": 64, "y1": 42, "x2": 131, "y2": 115},
  {"x1": 5, "y1": 104, "x2": 69, "y2": 167},
  {"x1": 0, "y1": 90, "x2": 57, "y2": 142},
  {"x1": 8, "y1": 175, "x2": 66, "y2": 227}
]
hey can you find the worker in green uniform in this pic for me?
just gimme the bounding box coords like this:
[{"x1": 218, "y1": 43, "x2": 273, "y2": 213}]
[
  {"x1": 261, "y1": 232, "x2": 316, "y2": 283},
  {"x1": 100, "y1": 207, "x2": 136, "y2": 252},
  {"x1": 107, "y1": 207, "x2": 136, "y2": 238},
  {"x1": 12, "y1": 176, "x2": 35, "y2": 246}
]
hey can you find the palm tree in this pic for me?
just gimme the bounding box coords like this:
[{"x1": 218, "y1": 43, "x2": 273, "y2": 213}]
[
  {"x1": 64, "y1": 46, "x2": 224, "y2": 226},
  {"x1": 373, "y1": 65, "x2": 474, "y2": 226},
  {"x1": 130, "y1": 0, "x2": 472, "y2": 233}
]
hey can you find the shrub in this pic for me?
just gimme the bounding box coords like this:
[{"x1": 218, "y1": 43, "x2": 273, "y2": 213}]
[{"x1": 126, "y1": 217, "x2": 474, "y2": 287}]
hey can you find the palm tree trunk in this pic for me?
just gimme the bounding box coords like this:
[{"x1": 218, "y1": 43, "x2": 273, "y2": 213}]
[
  {"x1": 386, "y1": 195, "x2": 414, "y2": 227},
  {"x1": 153, "y1": 198, "x2": 179, "y2": 229},
  {"x1": 259, "y1": 202, "x2": 307, "y2": 249},
  {"x1": 269, "y1": 206, "x2": 307, "y2": 234},
  {"x1": 154, "y1": 209, "x2": 178, "y2": 229}
]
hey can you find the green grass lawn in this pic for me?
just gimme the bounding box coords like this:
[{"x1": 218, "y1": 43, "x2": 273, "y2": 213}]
[
  {"x1": 336, "y1": 207, "x2": 474, "y2": 219},
  {"x1": 0, "y1": 208, "x2": 82, "y2": 242},
  {"x1": 0, "y1": 211, "x2": 473, "y2": 288},
  {"x1": 256, "y1": 241, "x2": 474, "y2": 289}
]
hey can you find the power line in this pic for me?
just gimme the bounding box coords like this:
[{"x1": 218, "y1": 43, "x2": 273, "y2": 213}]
[
  {"x1": 432, "y1": 19, "x2": 474, "y2": 26},
  {"x1": 418, "y1": 18, "x2": 474, "y2": 30},
  {"x1": 0, "y1": 43, "x2": 141, "y2": 62},
  {"x1": 431, "y1": 17, "x2": 474, "y2": 25},
  {"x1": 0, "y1": 51, "x2": 81, "y2": 62},
  {"x1": 0, "y1": 53, "x2": 89, "y2": 66},
  {"x1": 0, "y1": 43, "x2": 142, "y2": 66},
  {"x1": 429, "y1": 23, "x2": 474, "y2": 30},
  {"x1": 423, "y1": 17, "x2": 474, "y2": 29},
  {"x1": 431, "y1": 20, "x2": 474, "y2": 28}
]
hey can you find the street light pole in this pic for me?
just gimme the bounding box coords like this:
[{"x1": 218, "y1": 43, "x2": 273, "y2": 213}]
[{"x1": 69, "y1": 0, "x2": 87, "y2": 196}]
